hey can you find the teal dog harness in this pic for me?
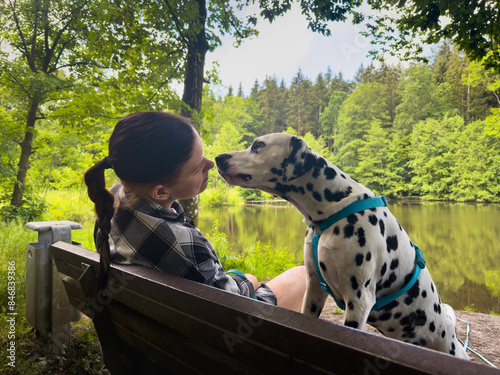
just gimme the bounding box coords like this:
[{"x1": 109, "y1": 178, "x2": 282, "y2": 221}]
[{"x1": 310, "y1": 196, "x2": 426, "y2": 311}]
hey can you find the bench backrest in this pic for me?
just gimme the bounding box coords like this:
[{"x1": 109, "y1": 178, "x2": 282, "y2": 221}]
[{"x1": 51, "y1": 241, "x2": 495, "y2": 375}]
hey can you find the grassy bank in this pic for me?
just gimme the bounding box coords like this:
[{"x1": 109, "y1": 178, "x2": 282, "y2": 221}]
[{"x1": 0, "y1": 188, "x2": 298, "y2": 373}]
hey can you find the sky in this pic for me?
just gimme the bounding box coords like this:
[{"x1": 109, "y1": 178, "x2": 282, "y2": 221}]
[{"x1": 205, "y1": 4, "x2": 383, "y2": 97}]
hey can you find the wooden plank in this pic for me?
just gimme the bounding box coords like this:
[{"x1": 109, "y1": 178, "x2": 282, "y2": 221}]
[{"x1": 50, "y1": 242, "x2": 499, "y2": 375}]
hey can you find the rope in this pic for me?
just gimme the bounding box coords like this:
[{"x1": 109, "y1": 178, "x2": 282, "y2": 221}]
[{"x1": 456, "y1": 317, "x2": 498, "y2": 369}]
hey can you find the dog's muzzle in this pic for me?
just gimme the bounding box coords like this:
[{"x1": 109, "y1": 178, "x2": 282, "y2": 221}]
[
  {"x1": 215, "y1": 154, "x2": 232, "y2": 176},
  {"x1": 215, "y1": 153, "x2": 252, "y2": 182}
]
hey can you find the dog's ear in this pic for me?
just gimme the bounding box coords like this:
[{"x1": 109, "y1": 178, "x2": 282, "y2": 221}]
[{"x1": 284, "y1": 136, "x2": 319, "y2": 182}]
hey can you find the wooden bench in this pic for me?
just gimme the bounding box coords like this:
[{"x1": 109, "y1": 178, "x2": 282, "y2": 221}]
[{"x1": 50, "y1": 241, "x2": 497, "y2": 375}]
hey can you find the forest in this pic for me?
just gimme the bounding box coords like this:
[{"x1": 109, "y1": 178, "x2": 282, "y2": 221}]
[
  {"x1": 201, "y1": 41, "x2": 500, "y2": 205},
  {"x1": 1, "y1": 0, "x2": 500, "y2": 222},
  {"x1": 1, "y1": 41, "x2": 500, "y2": 222}
]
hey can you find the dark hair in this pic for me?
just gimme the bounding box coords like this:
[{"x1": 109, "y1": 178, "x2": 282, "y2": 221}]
[{"x1": 84, "y1": 111, "x2": 196, "y2": 289}]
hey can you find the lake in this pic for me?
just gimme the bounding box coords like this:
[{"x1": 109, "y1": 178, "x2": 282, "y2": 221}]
[{"x1": 198, "y1": 201, "x2": 500, "y2": 315}]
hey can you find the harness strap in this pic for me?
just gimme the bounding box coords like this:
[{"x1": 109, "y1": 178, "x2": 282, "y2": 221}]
[{"x1": 311, "y1": 195, "x2": 426, "y2": 311}]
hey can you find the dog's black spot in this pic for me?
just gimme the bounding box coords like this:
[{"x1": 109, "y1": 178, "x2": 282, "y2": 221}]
[
  {"x1": 380, "y1": 263, "x2": 387, "y2": 277},
  {"x1": 451, "y1": 342, "x2": 455, "y2": 350},
  {"x1": 363, "y1": 194, "x2": 370, "y2": 199},
  {"x1": 344, "y1": 225, "x2": 355, "y2": 238},
  {"x1": 347, "y1": 214, "x2": 358, "y2": 225},
  {"x1": 324, "y1": 167, "x2": 337, "y2": 180},
  {"x1": 293, "y1": 153, "x2": 318, "y2": 178},
  {"x1": 324, "y1": 186, "x2": 352, "y2": 202},
  {"x1": 450, "y1": 350, "x2": 456, "y2": 356},
  {"x1": 441, "y1": 330, "x2": 446, "y2": 338},
  {"x1": 394, "y1": 312, "x2": 402, "y2": 319},
  {"x1": 317, "y1": 210, "x2": 324, "y2": 215},
  {"x1": 404, "y1": 272, "x2": 413, "y2": 284},
  {"x1": 355, "y1": 253, "x2": 364, "y2": 266},
  {"x1": 311, "y1": 303, "x2": 317, "y2": 313},
  {"x1": 351, "y1": 276, "x2": 359, "y2": 290},
  {"x1": 313, "y1": 191, "x2": 322, "y2": 201},
  {"x1": 271, "y1": 167, "x2": 282, "y2": 176},
  {"x1": 368, "y1": 215, "x2": 378, "y2": 226},
  {"x1": 386, "y1": 235, "x2": 398, "y2": 252},
  {"x1": 415, "y1": 310, "x2": 427, "y2": 326},
  {"x1": 268, "y1": 178, "x2": 278, "y2": 182},
  {"x1": 366, "y1": 252, "x2": 372, "y2": 261},
  {"x1": 357, "y1": 290, "x2": 362, "y2": 299},
  {"x1": 404, "y1": 280, "x2": 420, "y2": 305},
  {"x1": 370, "y1": 207, "x2": 377, "y2": 212},
  {"x1": 274, "y1": 183, "x2": 299, "y2": 196},
  {"x1": 356, "y1": 227, "x2": 366, "y2": 247},
  {"x1": 431, "y1": 283, "x2": 435, "y2": 293},
  {"x1": 384, "y1": 211, "x2": 388, "y2": 217},
  {"x1": 312, "y1": 167, "x2": 321, "y2": 179},
  {"x1": 364, "y1": 278, "x2": 371, "y2": 287},
  {"x1": 379, "y1": 311, "x2": 392, "y2": 321},
  {"x1": 383, "y1": 272, "x2": 397, "y2": 289},
  {"x1": 345, "y1": 320, "x2": 359, "y2": 328},
  {"x1": 419, "y1": 338, "x2": 428, "y2": 347},
  {"x1": 341, "y1": 174, "x2": 346, "y2": 179},
  {"x1": 381, "y1": 300, "x2": 400, "y2": 311},
  {"x1": 367, "y1": 314, "x2": 378, "y2": 323},
  {"x1": 429, "y1": 322, "x2": 436, "y2": 332},
  {"x1": 306, "y1": 183, "x2": 314, "y2": 191},
  {"x1": 305, "y1": 228, "x2": 309, "y2": 237},
  {"x1": 434, "y1": 303, "x2": 442, "y2": 314},
  {"x1": 379, "y1": 220, "x2": 385, "y2": 236},
  {"x1": 398, "y1": 221, "x2": 403, "y2": 231},
  {"x1": 388, "y1": 327, "x2": 396, "y2": 332},
  {"x1": 320, "y1": 262, "x2": 327, "y2": 271},
  {"x1": 390, "y1": 258, "x2": 399, "y2": 270},
  {"x1": 333, "y1": 226, "x2": 340, "y2": 235},
  {"x1": 348, "y1": 301, "x2": 354, "y2": 310},
  {"x1": 422, "y1": 290, "x2": 427, "y2": 298},
  {"x1": 299, "y1": 186, "x2": 305, "y2": 195},
  {"x1": 403, "y1": 332, "x2": 416, "y2": 339}
]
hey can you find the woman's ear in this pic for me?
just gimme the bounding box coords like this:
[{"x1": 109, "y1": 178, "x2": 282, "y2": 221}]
[{"x1": 150, "y1": 185, "x2": 170, "y2": 201}]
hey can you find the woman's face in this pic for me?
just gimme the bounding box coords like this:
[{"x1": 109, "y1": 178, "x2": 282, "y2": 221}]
[{"x1": 163, "y1": 131, "x2": 214, "y2": 206}]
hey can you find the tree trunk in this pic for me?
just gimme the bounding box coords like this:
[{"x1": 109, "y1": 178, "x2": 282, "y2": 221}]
[
  {"x1": 10, "y1": 96, "x2": 39, "y2": 207},
  {"x1": 178, "y1": 0, "x2": 209, "y2": 224}
]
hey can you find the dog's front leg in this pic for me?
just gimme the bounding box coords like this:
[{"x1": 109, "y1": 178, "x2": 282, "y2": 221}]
[{"x1": 301, "y1": 229, "x2": 329, "y2": 317}]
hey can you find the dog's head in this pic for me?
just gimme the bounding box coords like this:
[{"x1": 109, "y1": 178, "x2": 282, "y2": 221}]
[{"x1": 216, "y1": 133, "x2": 321, "y2": 196}]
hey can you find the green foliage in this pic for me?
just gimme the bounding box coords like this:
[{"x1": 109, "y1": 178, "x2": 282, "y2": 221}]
[
  {"x1": 0, "y1": 189, "x2": 48, "y2": 222},
  {"x1": 206, "y1": 221, "x2": 297, "y2": 281},
  {"x1": 243, "y1": 240, "x2": 297, "y2": 280}
]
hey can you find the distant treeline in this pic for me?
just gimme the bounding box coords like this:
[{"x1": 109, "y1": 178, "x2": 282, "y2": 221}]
[{"x1": 203, "y1": 41, "x2": 500, "y2": 202}]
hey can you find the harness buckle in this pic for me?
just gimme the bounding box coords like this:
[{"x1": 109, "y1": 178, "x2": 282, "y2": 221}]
[{"x1": 413, "y1": 243, "x2": 426, "y2": 269}]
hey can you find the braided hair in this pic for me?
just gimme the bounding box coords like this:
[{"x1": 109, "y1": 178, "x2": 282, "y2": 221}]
[{"x1": 84, "y1": 112, "x2": 196, "y2": 290}]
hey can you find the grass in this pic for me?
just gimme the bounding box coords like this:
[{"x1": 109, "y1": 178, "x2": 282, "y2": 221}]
[{"x1": 0, "y1": 190, "x2": 299, "y2": 373}]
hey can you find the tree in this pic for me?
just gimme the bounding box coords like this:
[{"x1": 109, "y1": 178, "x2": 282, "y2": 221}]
[
  {"x1": 394, "y1": 64, "x2": 455, "y2": 136},
  {"x1": 335, "y1": 82, "x2": 391, "y2": 173},
  {"x1": 364, "y1": 0, "x2": 500, "y2": 73},
  {"x1": 0, "y1": 0, "x2": 101, "y2": 210},
  {"x1": 287, "y1": 69, "x2": 314, "y2": 135},
  {"x1": 320, "y1": 91, "x2": 348, "y2": 152}
]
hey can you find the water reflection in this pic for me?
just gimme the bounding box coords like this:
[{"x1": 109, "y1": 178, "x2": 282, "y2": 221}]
[{"x1": 198, "y1": 202, "x2": 500, "y2": 314}]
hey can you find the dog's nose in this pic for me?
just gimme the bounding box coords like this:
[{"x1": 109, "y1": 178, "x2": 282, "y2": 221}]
[{"x1": 215, "y1": 154, "x2": 232, "y2": 167}]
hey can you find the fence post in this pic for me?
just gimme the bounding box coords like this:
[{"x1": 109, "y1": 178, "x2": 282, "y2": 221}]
[{"x1": 25, "y1": 220, "x2": 83, "y2": 352}]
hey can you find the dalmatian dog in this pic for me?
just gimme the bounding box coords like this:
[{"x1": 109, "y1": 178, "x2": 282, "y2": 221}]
[{"x1": 215, "y1": 133, "x2": 468, "y2": 359}]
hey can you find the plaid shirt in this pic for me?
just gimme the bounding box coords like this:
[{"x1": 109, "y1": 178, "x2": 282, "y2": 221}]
[{"x1": 95, "y1": 182, "x2": 276, "y2": 305}]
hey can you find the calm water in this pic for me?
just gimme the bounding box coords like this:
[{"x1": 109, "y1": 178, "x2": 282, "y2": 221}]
[{"x1": 198, "y1": 202, "x2": 500, "y2": 314}]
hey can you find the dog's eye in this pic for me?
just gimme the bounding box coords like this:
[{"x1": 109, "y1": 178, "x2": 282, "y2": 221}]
[{"x1": 251, "y1": 141, "x2": 265, "y2": 154}]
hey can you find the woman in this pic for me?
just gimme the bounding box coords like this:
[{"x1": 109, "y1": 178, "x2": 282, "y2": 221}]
[{"x1": 85, "y1": 111, "x2": 306, "y2": 311}]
